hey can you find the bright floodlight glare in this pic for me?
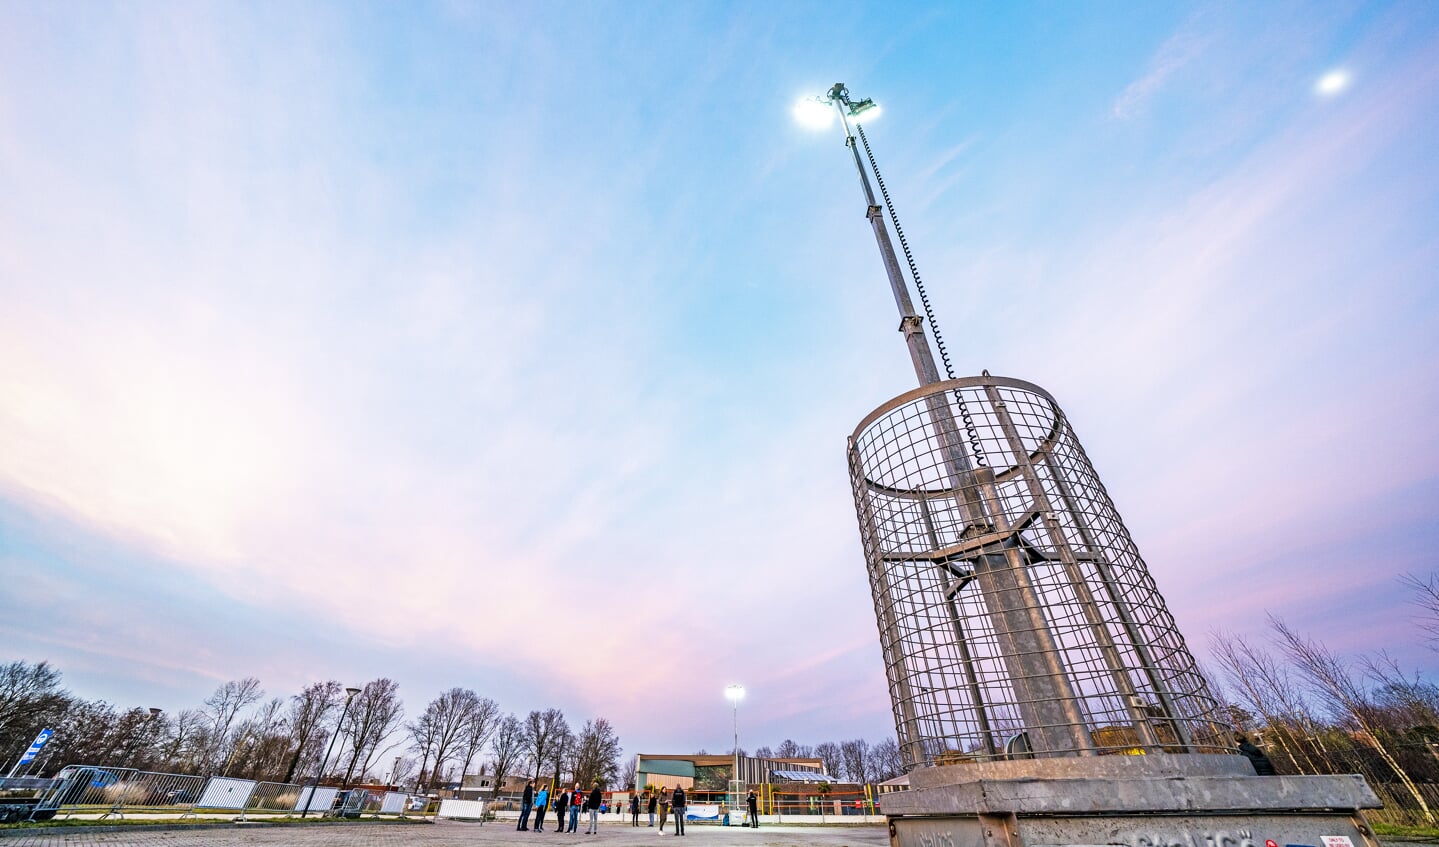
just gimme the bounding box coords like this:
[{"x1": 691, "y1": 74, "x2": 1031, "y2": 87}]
[
  {"x1": 725, "y1": 683, "x2": 746, "y2": 702},
  {"x1": 1316, "y1": 68, "x2": 1351, "y2": 97},
  {"x1": 852, "y1": 102, "x2": 881, "y2": 123},
  {"x1": 794, "y1": 96, "x2": 835, "y2": 130}
]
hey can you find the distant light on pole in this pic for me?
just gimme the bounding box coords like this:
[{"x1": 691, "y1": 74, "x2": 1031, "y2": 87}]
[
  {"x1": 725, "y1": 684, "x2": 745, "y2": 806},
  {"x1": 793, "y1": 86, "x2": 882, "y2": 133},
  {"x1": 301, "y1": 685, "x2": 360, "y2": 819}
]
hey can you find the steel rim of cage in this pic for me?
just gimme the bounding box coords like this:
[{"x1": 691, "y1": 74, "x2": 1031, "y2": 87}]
[{"x1": 848, "y1": 374, "x2": 1231, "y2": 769}]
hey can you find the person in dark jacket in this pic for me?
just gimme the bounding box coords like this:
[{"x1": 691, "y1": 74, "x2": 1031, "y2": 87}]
[
  {"x1": 671, "y1": 785, "x2": 686, "y2": 836},
  {"x1": 586, "y1": 783, "x2": 603, "y2": 834},
  {"x1": 554, "y1": 789, "x2": 569, "y2": 835},
  {"x1": 746, "y1": 788, "x2": 759, "y2": 828},
  {"x1": 630, "y1": 794, "x2": 640, "y2": 826},
  {"x1": 646, "y1": 792, "x2": 657, "y2": 827},
  {"x1": 518, "y1": 779, "x2": 535, "y2": 831},
  {"x1": 1236, "y1": 734, "x2": 1276, "y2": 775}
]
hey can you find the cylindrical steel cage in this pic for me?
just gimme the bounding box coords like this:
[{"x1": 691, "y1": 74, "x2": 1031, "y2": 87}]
[{"x1": 848, "y1": 374, "x2": 1231, "y2": 768}]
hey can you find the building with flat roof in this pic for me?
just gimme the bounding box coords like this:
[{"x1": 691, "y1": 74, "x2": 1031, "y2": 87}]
[{"x1": 633, "y1": 753, "x2": 826, "y2": 793}]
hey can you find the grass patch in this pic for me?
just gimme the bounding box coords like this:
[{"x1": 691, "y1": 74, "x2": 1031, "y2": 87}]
[{"x1": 1370, "y1": 821, "x2": 1439, "y2": 841}]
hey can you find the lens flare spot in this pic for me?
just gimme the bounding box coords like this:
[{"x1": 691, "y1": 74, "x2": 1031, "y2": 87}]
[{"x1": 1315, "y1": 68, "x2": 1351, "y2": 97}]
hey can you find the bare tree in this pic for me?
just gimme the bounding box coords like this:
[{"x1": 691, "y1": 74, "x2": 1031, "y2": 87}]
[
  {"x1": 524, "y1": 708, "x2": 567, "y2": 780},
  {"x1": 1271, "y1": 616, "x2": 1435, "y2": 824},
  {"x1": 408, "y1": 688, "x2": 481, "y2": 789},
  {"x1": 571, "y1": 718, "x2": 621, "y2": 788},
  {"x1": 866, "y1": 737, "x2": 904, "y2": 783},
  {"x1": 618, "y1": 754, "x2": 638, "y2": 792},
  {"x1": 813, "y1": 741, "x2": 843, "y2": 777},
  {"x1": 774, "y1": 739, "x2": 813, "y2": 759},
  {"x1": 458, "y1": 696, "x2": 500, "y2": 781},
  {"x1": 283, "y1": 681, "x2": 342, "y2": 783},
  {"x1": 341, "y1": 678, "x2": 404, "y2": 784},
  {"x1": 408, "y1": 706, "x2": 442, "y2": 790},
  {"x1": 550, "y1": 725, "x2": 575, "y2": 788},
  {"x1": 1209, "y1": 630, "x2": 1323, "y2": 773},
  {"x1": 0, "y1": 661, "x2": 70, "y2": 755},
  {"x1": 1401, "y1": 572, "x2": 1439, "y2": 648},
  {"x1": 490, "y1": 714, "x2": 527, "y2": 793},
  {"x1": 198, "y1": 677, "x2": 264, "y2": 769},
  {"x1": 226, "y1": 696, "x2": 287, "y2": 778},
  {"x1": 840, "y1": 738, "x2": 871, "y2": 784},
  {"x1": 753, "y1": 745, "x2": 774, "y2": 760}
]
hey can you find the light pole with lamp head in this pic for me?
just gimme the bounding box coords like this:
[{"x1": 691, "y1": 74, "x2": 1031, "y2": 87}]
[
  {"x1": 301, "y1": 686, "x2": 361, "y2": 819},
  {"x1": 724, "y1": 684, "x2": 745, "y2": 811}
]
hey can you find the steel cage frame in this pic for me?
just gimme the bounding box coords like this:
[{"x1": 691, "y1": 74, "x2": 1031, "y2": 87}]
[{"x1": 848, "y1": 374, "x2": 1231, "y2": 769}]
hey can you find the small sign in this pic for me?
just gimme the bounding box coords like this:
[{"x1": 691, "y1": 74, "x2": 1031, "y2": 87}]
[
  {"x1": 17, "y1": 728, "x2": 53, "y2": 766},
  {"x1": 1321, "y1": 837, "x2": 1355, "y2": 847}
]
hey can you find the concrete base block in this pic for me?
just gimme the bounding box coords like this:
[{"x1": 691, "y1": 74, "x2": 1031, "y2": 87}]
[{"x1": 884, "y1": 757, "x2": 1383, "y2": 847}]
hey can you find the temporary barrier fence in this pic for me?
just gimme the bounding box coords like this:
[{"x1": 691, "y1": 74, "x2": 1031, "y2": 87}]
[{"x1": 21, "y1": 764, "x2": 425, "y2": 823}]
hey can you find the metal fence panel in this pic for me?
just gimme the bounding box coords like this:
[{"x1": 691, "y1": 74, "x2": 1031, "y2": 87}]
[{"x1": 243, "y1": 781, "x2": 304, "y2": 816}]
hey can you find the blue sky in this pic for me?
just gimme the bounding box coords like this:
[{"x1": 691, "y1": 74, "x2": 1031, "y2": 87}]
[{"x1": 1, "y1": 0, "x2": 1437, "y2": 757}]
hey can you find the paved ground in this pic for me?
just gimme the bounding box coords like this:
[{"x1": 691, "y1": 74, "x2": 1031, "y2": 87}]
[{"x1": 0, "y1": 821, "x2": 892, "y2": 847}]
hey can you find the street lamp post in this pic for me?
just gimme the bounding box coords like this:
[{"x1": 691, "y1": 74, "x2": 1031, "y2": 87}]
[
  {"x1": 301, "y1": 686, "x2": 361, "y2": 819},
  {"x1": 725, "y1": 684, "x2": 745, "y2": 811}
]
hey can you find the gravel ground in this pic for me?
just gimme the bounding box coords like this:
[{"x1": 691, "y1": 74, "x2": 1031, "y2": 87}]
[{"x1": 0, "y1": 821, "x2": 892, "y2": 847}]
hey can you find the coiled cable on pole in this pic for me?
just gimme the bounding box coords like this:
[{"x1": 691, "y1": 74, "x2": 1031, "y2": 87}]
[{"x1": 856, "y1": 122, "x2": 986, "y2": 467}]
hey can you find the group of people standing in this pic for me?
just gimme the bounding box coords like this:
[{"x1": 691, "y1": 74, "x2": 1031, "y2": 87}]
[
  {"x1": 516, "y1": 781, "x2": 769, "y2": 835},
  {"x1": 620, "y1": 786, "x2": 688, "y2": 835},
  {"x1": 516, "y1": 779, "x2": 607, "y2": 835}
]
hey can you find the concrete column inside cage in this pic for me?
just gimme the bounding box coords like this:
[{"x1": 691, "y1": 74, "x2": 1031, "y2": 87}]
[{"x1": 848, "y1": 374, "x2": 1228, "y2": 766}]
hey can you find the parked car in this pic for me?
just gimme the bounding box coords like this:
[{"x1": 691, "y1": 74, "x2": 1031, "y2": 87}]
[{"x1": 51, "y1": 767, "x2": 120, "y2": 806}]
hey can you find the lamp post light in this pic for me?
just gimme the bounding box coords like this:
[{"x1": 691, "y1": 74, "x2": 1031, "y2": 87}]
[
  {"x1": 122, "y1": 707, "x2": 164, "y2": 770},
  {"x1": 301, "y1": 686, "x2": 361, "y2": 819},
  {"x1": 724, "y1": 684, "x2": 745, "y2": 808}
]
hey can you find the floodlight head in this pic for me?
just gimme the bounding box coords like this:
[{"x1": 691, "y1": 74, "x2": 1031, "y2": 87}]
[
  {"x1": 345, "y1": 686, "x2": 362, "y2": 698},
  {"x1": 847, "y1": 98, "x2": 881, "y2": 122},
  {"x1": 793, "y1": 95, "x2": 835, "y2": 129},
  {"x1": 724, "y1": 683, "x2": 746, "y2": 702}
]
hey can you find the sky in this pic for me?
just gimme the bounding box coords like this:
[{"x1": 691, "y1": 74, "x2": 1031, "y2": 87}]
[{"x1": 1, "y1": 0, "x2": 1437, "y2": 760}]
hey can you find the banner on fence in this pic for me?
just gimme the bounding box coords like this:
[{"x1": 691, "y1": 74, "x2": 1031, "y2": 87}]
[
  {"x1": 293, "y1": 785, "x2": 338, "y2": 812},
  {"x1": 380, "y1": 792, "x2": 408, "y2": 814},
  {"x1": 198, "y1": 777, "x2": 256, "y2": 809},
  {"x1": 686, "y1": 804, "x2": 720, "y2": 820},
  {"x1": 438, "y1": 798, "x2": 485, "y2": 819}
]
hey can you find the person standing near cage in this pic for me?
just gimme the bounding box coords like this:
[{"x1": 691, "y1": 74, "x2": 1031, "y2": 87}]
[
  {"x1": 671, "y1": 785, "x2": 686, "y2": 836},
  {"x1": 647, "y1": 791, "x2": 657, "y2": 827},
  {"x1": 1236, "y1": 734, "x2": 1277, "y2": 775},
  {"x1": 554, "y1": 787, "x2": 569, "y2": 835},
  {"x1": 746, "y1": 788, "x2": 759, "y2": 828},
  {"x1": 658, "y1": 788, "x2": 670, "y2": 833},
  {"x1": 534, "y1": 783, "x2": 550, "y2": 832},
  {"x1": 518, "y1": 779, "x2": 535, "y2": 831},
  {"x1": 586, "y1": 782, "x2": 603, "y2": 834},
  {"x1": 568, "y1": 783, "x2": 582, "y2": 833}
]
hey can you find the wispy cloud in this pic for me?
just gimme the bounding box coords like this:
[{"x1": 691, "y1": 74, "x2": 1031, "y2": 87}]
[{"x1": 1112, "y1": 22, "x2": 1211, "y2": 119}]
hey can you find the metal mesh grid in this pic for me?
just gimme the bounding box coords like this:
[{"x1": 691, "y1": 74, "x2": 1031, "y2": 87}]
[{"x1": 847, "y1": 374, "x2": 1231, "y2": 769}]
